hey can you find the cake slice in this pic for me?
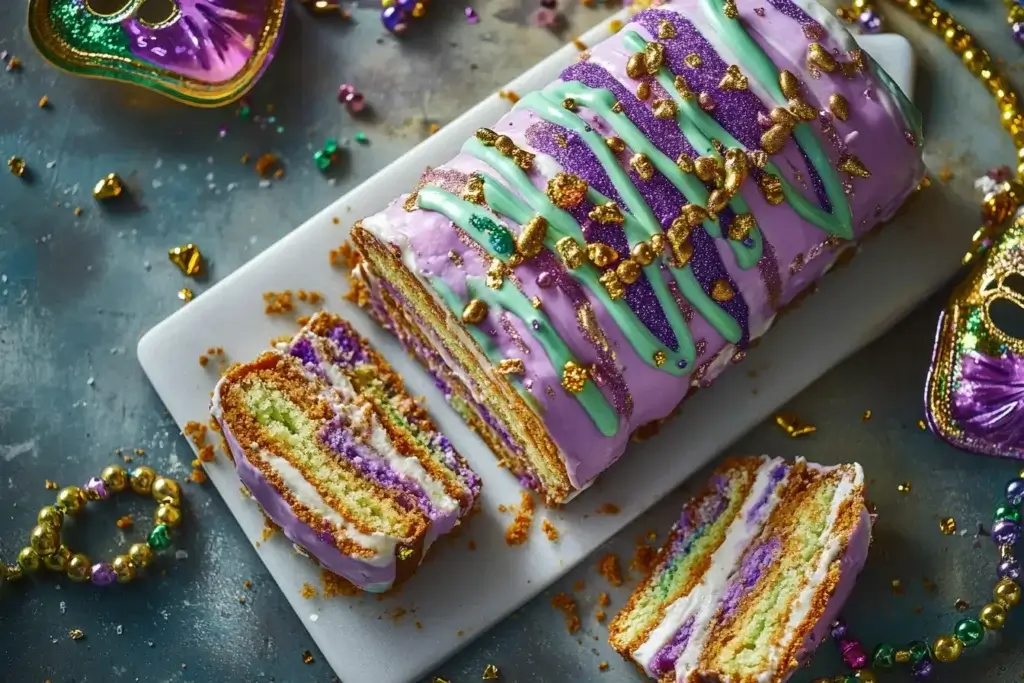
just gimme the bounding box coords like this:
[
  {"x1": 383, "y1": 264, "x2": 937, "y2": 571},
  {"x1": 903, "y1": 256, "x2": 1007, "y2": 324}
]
[
  {"x1": 609, "y1": 456, "x2": 870, "y2": 683},
  {"x1": 211, "y1": 312, "x2": 481, "y2": 592}
]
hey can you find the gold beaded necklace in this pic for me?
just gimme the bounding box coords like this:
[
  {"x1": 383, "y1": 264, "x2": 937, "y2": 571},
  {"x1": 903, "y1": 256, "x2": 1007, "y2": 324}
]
[{"x1": 0, "y1": 465, "x2": 183, "y2": 588}]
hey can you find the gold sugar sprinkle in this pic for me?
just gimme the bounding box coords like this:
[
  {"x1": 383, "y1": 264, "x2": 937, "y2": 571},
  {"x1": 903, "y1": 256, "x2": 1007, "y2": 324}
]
[
  {"x1": 718, "y1": 65, "x2": 748, "y2": 91},
  {"x1": 711, "y1": 279, "x2": 735, "y2": 302},
  {"x1": 38, "y1": 95, "x2": 49, "y2": 108},
  {"x1": 652, "y1": 99, "x2": 677, "y2": 119},
  {"x1": 69, "y1": 629, "x2": 85, "y2": 641},
  {"x1": 517, "y1": 216, "x2": 548, "y2": 258},
  {"x1": 168, "y1": 243, "x2": 203, "y2": 277},
  {"x1": 653, "y1": 350, "x2": 667, "y2": 367},
  {"x1": 562, "y1": 97, "x2": 577, "y2": 111},
  {"x1": 684, "y1": 53, "x2": 703, "y2": 68},
  {"x1": 462, "y1": 299, "x2": 488, "y2": 324},
  {"x1": 891, "y1": 579, "x2": 904, "y2": 595},
  {"x1": 486, "y1": 259, "x2": 506, "y2": 289},
  {"x1": 7, "y1": 156, "x2": 26, "y2": 177},
  {"x1": 555, "y1": 236, "x2": 586, "y2": 270},
  {"x1": 605, "y1": 136, "x2": 626, "y2": 153},
  {"x1": 45, "y1": 480, "x2": 59, "y2": 490},
  {"x1": 398, "y1": 546, "x2": 414, "y2": 560},
  {"x1": 723, "y1": 0, "x2": 738, "y2": 18},
  {"x1": 547, "y1": 173, "x2": 589, "y2": 208},
  {"x1": 838, "y1": 154, "x2": 871, "y2": 178},
  {"x1": 589, "y1": 202, "x2": 625, "y2": 225},
  {"x1": 482, "y1": 664, "x2": 500, "y2": 680},
  {"x1": 599, "y1": 270, "x2": 625, "y2": 299},
  {"x1": 636, "y1": 82, "x2": 651, "y2": 100},
  {"x1": 657, "y1": 19, "x2": 676, "y2": 39},
  {"x1": 302, "y1": 651, "x2": 315, "y2": 664},
  {"x1": 608, "y1": 18, "x2": 623, "y2": 33},
  {"x1": 448, "y1": 250, "x2": 463, "y2": 267},
  {"x1": 918, "y1": 419, "x2": 927, "y2": 430},
  {"x1": 898, "y1": 481, "x2": 912, "y2": 493},
  {"x1": 862, "y1": 409, "x2": 872, "y2": 421},
  {"x1": 587, "y1": 242, "x2": 619, "y2": 267},
  {"x1": 497, "y1": 359, "x2": 525, "y2": 375},
  {"x1": 807, "y1": 43, "x2": 838, "y2": 72},
  {"x1": 774, "y1": 413, "x2": 817, "y2": 438},
  {"x1": 828, "y1": 93, "x2": 850, "y2": 121},
  {"x1": 530, "y1": 295, "x2": 542, "y2": 309},
  {"x1": 630, "y1": 153, "x2": 655, "y2": 181},
  {"x1": 177, "y1": 288, "x2": 194, "y2": 303},
  {"x1": 562, "y1": 361, "x2": 588, "y2": 394},
  {"x1": 940, "y1": 517, "x2": 957, "y2": 535}
]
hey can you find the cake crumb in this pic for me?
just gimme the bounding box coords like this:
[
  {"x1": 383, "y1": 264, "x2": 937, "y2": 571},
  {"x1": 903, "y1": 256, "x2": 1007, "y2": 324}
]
[
  {"x1": 598, "y1": 591, "x2": 610, "y2": 607},
  {"x1": 243, "y1": 580, "x2": 253, "y2": 590},
  {"x1": 572, "y1": 38, "x2": 588, "y2": 50},
  {"x1": 631, "y1": 540, "x2": 658, "y2": 574},
  {"x1": 300, "y1": 582, "x2": 318, "y2": 599},
  {"x1": 189, "y1": 469, "x2": 208, "y2": 484},
  {"x1": 542, "y1": 519, "x2": 560, "y2": 542},
  {"x1": 497, "y1": 504, "x2": 508, "y2": 514},
  {"x1": 551, "y1": 593, "x2": 580, "y2": 633},
  {"x1": 937, "y1": 165, "x2": 954, "y2": 182},
  {"x1": 198, "y1": 444, "x2": 215, "y2": 462},
  {"x1": 415, "y1": 621, "x2": 423, "y2": 629},
  {"x1": 184, "y1": 421, "x2": 208, "y2": 446},
  {"x1": 45, "y1": 480, "x2": 59, "y2": 490},
  {"x1": 263, "y1": 290, "x2": 295, "y2": 315},
  {"x1": 598, "y1": 553, "x2": 624, "y2": 587},
  {"x1": 391, "y1": 607, "x2": 407, "y2": 621},
  {"x1": 198, "y1": 355, "x2": 209, "y2": 367},
  {"x1": 321, "y1": 569, "x2": 361, "y2": 597},
  {"x1": 296, "y1": 315, "x2": 311, "y2": 327},
  {"x1": 329, "y1": 243, "x2": 356, "y2": 268},
  {"x1": 468, "y1": 540, "x2": 477, "y2": 551},
  {"x1": 504, "y1": 491, "x2": 535, "y2": 546},
  {"x1": 498, "y1": 90, "x2": 520, "y2": 104},
  {"x1": 596, "y1": 610, "x2": 606, "y2": 623},
  {"x1": 573, "y1": 580, "x2": 585, "y2": 592},
  {"x1": 261, "y1": 515, "x2": 280, "y2": 542},
  {"x1": 597, "y1": 503, "x2": 620, "y2": 515},
  {"x1": 456, "y1": 630, "x2": 464, "y2": 637},
  {"x1": 116, "y1": 514, "x2": 134, "y2": 529},
  {"x1": 598, "y1": 662, "x2": 609, "y2": 672}
]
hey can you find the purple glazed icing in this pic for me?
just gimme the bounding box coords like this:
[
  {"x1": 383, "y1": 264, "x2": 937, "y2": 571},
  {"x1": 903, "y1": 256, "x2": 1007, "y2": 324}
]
[{"x1": 650, "y1": 615, "x2": 696, "y2": 676}]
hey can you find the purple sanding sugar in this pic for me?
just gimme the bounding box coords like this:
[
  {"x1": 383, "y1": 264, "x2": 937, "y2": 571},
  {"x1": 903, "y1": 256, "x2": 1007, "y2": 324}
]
[
  {"x1": 326, "y1": 323, "x2": 366, "y2": 365},
  {"x1": 766, "y1": 0, "x2": 820, "y2": 28},
  {"x1": 650, "y1": 614, "x2": 696, "y2": 676},
  {"x1": 717, "y1": 536, "x2": 782, "y2": 622}
]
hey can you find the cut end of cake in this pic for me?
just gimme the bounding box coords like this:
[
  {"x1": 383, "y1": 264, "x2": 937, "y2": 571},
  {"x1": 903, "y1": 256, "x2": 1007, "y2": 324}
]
[
  {"x1": 609, "y1": 456, "x2": 870, "y2": 683},
  {"x1": 211, "y1": 311, "x2": 481, "y2": 592}
]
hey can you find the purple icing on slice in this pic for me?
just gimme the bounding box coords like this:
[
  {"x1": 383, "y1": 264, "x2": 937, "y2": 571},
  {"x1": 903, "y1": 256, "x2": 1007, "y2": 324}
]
[
  {"x1": 325, "y1": 323, "x2": 367, "y2": 365},
  {"x1": 718, "y1": 536, "x2": 782, "y2": 622},
  {"x1": 950, "y1": 349, "x2": 1024, "y2": 453},
  {"x1": 289, "y1": 336, "x2": 320, "y2": 368},
  {"x1": 650, "y1": 614, "x2": 696, "y2": 676}
]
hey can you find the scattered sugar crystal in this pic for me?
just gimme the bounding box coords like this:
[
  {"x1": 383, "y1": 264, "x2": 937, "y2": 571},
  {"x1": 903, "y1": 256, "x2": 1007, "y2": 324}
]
[{"x1": 59, "y1": 601, "x2": 66, "y2": 614}]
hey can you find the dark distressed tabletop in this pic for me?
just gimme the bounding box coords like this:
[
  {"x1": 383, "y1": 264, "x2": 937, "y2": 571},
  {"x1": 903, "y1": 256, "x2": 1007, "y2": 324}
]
[{"x1": 2, "y1": 1, "x2": 1024, "y2": 682}]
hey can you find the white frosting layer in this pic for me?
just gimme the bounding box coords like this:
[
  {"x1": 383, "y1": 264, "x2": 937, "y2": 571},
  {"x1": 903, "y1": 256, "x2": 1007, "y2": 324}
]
[{"x1": 634, "y1": 455, "x2": 789, "y2": 674}]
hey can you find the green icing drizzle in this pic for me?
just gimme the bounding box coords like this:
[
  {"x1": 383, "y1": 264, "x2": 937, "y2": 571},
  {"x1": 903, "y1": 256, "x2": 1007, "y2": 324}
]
[
  {"x1": 418, "y1": 187, "x2": 618, "y2": 435},
  {"x1": 469, "y1": 214, "x2": 516, "y2": 255},
  {"x1": 621, "y1": 29, "x2": 854, "y2": 240}
]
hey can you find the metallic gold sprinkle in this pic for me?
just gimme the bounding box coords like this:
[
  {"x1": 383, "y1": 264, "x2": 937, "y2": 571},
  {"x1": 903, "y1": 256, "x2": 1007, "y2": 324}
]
[
  {"x1": 177, "y1": 288, "x2": 194, "y2": 303},
  {"x1": 707, "y1": 189, "x2": 730, "y2": 215},
  {"x1": 562, "y1": 361, "x2": 589, "y2": 394},
  {"x1": 650, "y1": 233, "x2": 665, "y2": 255},
  {"x1": 605, "y1": 137, "x2": 626, "y2": 153},
  {"x1": 828, "y1": 93, "x2": 850, "y2": 121},
  {"x1": 168, "y1": 243, "x2": 203, "y2": 277},
  {"x1": 448, "y1": 250, "x2": 463, "y2": 267},
  {"x1": 678, "y1": 204, "x2": 709, "y2": 228},
  {"x1": 892, "y1": 579, "x2": 904, "y2": 595},
  {"x1": 626, "y1": 53, "x2": 647, "y2": 79},
  {"x1": 940, "y1": 517, "x2": 957, "y2": 535},
  {"x1": 898, "y1": 481, "x2": 912, "y2": 493},
  {"x1": 723, "y1": 148, "x2": 748, "y2": 192},
  {"x1": 587, "y1": 243, "x2": 619, "y2": 267},
  {"x1": 462, "y1": 299, "x2": 488, "y2": 324},
  {"x1": 555, "y1": 236, "x2": 587, "y2": 269},
  {"x1": 698, "y1": 92, "x2": 715, "y2": 112},
  {"x1": 760, "y1": 125, "x2": 789, "y2": 154},
  {"x1": 403, "y1": 191, "x2": 419, "y2": 212},
  {"x1": 728, "y1": 214, "x2": 757, "y2": 241},
  {"x1": 463, "y1": 175, "x2": 486, "y2": 204},
  {"x1": 547, "y1": 173, "x2": 588, "y2": 208},
  {"x1": 711, "y1": 279, "x2": 735, "y2": 302},
  {"x1": 599, "y1": 270, "x2": 625, "y2": 299},
  {"x1": 617, "y1": 259, "x2": 641, "y2": 284},
  {"x1": 759, "y1": 174, "x2": 785, "y2": 204},
  {"x1": 302, "y1": 651, "x2": 315, "y2": 664},
  {"x1": 657, "y1": 19, "x2": 676, "y2": 39},
  {"x1": 517, "y1": 216, "x2": 548, "y2": 258},
  {"x1": 7, "y1": 156, "x2": 26, "y2": 178},
  {"x1": 494, "y1": 135, "x2": 516, "y2": 156},
  {"x1": 723, "y1": 0, "x2": 738, "y2": 18},
  {"x1": 838, "y1": 154, "x2": 871, "y2": 178},
  {"x1": 38, "y1": 95, "x2": 49, "y2": 108},
  {"x1": 788, "y1": 98, "x2": 817, "y2": 121},
  {"x1": 93, "y1": 173, "x2": 124, "y2": 200},
  {"x1": 770, "y1": 106, "x2": 797, "y2": 127},
  {"x1": 653, "y1": 350, "x2": 667, "y2": 367},
  {"x1": 676, "y1": 153, "x2": 695, "y2": 173},
  {"x1": 684, "y1": 53, "x2": 703, "y2": 68},
  {"x1": 636, "y1": 82, "x2": 651, "y2": 100},
  {"x1": 608, "y1": 19, "x2": 623, "y2": 33},
  {"x1": 475, "y1": 128, "x2": 499, "y2": 145},
  {"x1": 482, "y1": 664, "x2": 500, "y2": 680},
  {"x1": 562, "y1": 97, "x2": 577, "y2": 111},
  {"x1": 652, "y1": 99, "x2": 677, "y2": 119},
  {"x1": 918, "y1": 419, "x2": 927, "y2": 430},
  {"x1": 774, "y1": 413, "x2": 817, "y2": 438},
  {"x1": 643, "y1": 42, "x2": 665, "y2": 73},
  {"x1": 862, "y1": 409, "x2": 872, "y2": 421},
  {"x1": 486, "y1": 259, "x2": 506, "y2": 289},
  {"x1": 693, "y1": 156, "x2": 718, "y2": 183},
  {"x1": 632, "y1": 242, "x2": 655, "y2": 266},
  {"x1": 779, "y1": 70, "x2": 801, "y2": 100},
  {"x1": 630, "y1": 153, "x2": 655, "y2": 181},
  {"x1": 578, "y1": 305, "x2": 610, "y2": 352},
  {"x1": 530, "y1": 295, "x2": 542, "y2": 309},
  {"x1": 69, "y1": 629, "x2": 85, "y2": 641},
  {"x1": 611, "y1": 101, "x2": 624, "y2": 114},
  {"x1": 807, "y1": 43, "x2": 838, "y2": 72},
  {"x1": 718, "y1": 65, "x2": 748, "y2": 91},
  {"x1": 673, "y1": 75, "x2": 694, "y2": 99},
  {"x1": 747, "y1": 149, "x2": 768, "y2": 170}
]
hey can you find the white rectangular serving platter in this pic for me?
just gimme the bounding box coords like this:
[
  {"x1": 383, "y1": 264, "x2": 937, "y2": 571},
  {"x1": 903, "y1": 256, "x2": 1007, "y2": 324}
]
[{"x1": 139, "y1": 15, "x2": 958, "y2": 683}]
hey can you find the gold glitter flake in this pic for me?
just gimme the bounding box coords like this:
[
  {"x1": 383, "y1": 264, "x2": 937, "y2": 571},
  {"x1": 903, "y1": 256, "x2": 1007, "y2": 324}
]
[
  {"x1": 807, "y1": 43, "x2": 838, "y2": 72},
  {"x1": 657, "y1": 19, "x2": 676, "y2": 39},
  {"x1": 486, "y1": 259, "x2": 507, "y2": 289},
  {"x1": 562, "y1": 97, "x2": 578, "y2": 111},
  {"x1": 718, "y1": 65, "x2": 748, "y2": 91},
  {"x1": 636, "y1": 82, "x2": 651, "y2": 100},
  {"x1": 462, "y1": 299, "x2": 489, "y2": 324},
  {"x1": 673, "y1": 75, "x2": 695, "y2": 100},
  {"x1": 93, "y1": 173, "x2": 124, "y2": 200},
  {"x1": 862, "y1": 409, "x2": 872, "y2": 421},
  {"x1": 723, "y1": 0, "x2": 738, "y2": 18},
  {"x1": 605, "y1": 137, "x2": 626, "y2": 153},
  {"x1": 497, "y1": 359, "x2": 526, "y2": 375},
  {"x1": 838, "y1": 154, "x2": 871, "y2": 178},
  {"x1": 711, "y1": 279, "x2": 735, "y2": 302},
  {"x1": 940, "y1": 517, "x2": 957, "y2": 535},
  {"x1": 302, "y1": 651, "x2": 315, "y2": 664},
  {"x1": 482, "y1": 664, "x2": 500, "y2": 680},
  {"x1": 631, "y1": 242, "x2": 655, "y2": 265},
  {"x1": 891, "y1": 579, "x2": 904, "y2": 595},
  {"x1": 448, "y1": 250, "x2": 464, "y2": 267},
  {"x1": 517, "y1": 216, "x2": 548, "y2": 258},
  {"x1": 779, "y1": 70, "x2": 801, "y2": 100},
  {"x1": 728, "y1": 214, "x2": 757, "y2": 241},
  {"x1": 630, "y1": 153, "x2": 655, "y2": 181},
  {"x1": 530, "y1": 296, "x2": 542, "y2": 309},
  {"x1": 761, "y1": 125, "x2": 790, "y2": 155},
  {"x1": 828, "y1": 93, "x2": 850, "y2": 121},
  {"x1": 774, "y1": 413, "x2": 817, "y2": 438},
  {"x1": 676, "y1": 153, "x2": 695, "y2": 173},
  {"x1": 707, "y1": 189, "x2": 730, "y2": 215},
  {"x1": 643, "y1": 42, "x2": 665, "y2": 73},
  {"x1": 684, "y1": 53, "x2": 703, "y2": 68},
  {"x1": 898, "y1": 481, "x2": 912, "y2": 493},
  {"x1": 589, "y1": 202, "x2": 625, "y2": 225},
  {"x1": 626, "y1": 53, "x2": 647, "y2": 79},
  {"x1": 398, "y1": 546, "x2": 415, "y2": 560},
  {"x1": 611, "y1": 101, "x2": 624, "y2": 114},
  {"x1": 69, "y1": 629, "x2": 85, "y2": 641},
  {"x1": 599, "y1": 270, "x2": 626, "y2": 299},
  {"x1": 759, "y1": 174, "x2": 785, "y2": 204},
  {"x1": 587, "y1": 243, "x2": 620, "y2": 267},
  {"x1": 653, "y1": 350, "x2": 667, "y2": 367},
  {"x1": 7, "y1": 156, "x2": 26, "y2": 178},
  {"x1": 555, "y1": 236, "x2": 587, "y2": 269},
  {"x1": 547, "y1": 173, "x2": 588, "y2": 208},
  {"x1": 918, "y1": 419, "x2": 927, "y2": 430},
  {"x1": 177, "y1": 288, "x2": 194, "y2": 303},
  {"x1": 475, "y1": 128, "x2": 499, "y2": 145},
  {"x1": 693, "y1": 156, "x2": 718, "y2": 183},
  {"x1": 617, "y1": 258, "x2": 641, "y2": 284},
  {"x1": 747, "y1": 150, "x2": 768, "y2": 169},
  {"x1": 462, "y1": 175, "x2": 486, "y2": 204},
  {"x1": 578, "y1": 305, "x2": 610, "y2": 352},
  {"x1": 788, "y1": 97, "x2": 817, "y2": 121},
  {"x1": 168, "y1": 243, "x2": 203, "y2": 277},
  {"x1": 403, "y1": 191, "x2": 420, "y2": 212},
  {"x1": 561, "y1": 361, "x2": 589, "y2": 394},
  {"x1": 652, "y1": 99, "x2": 677, "y2": 119}
]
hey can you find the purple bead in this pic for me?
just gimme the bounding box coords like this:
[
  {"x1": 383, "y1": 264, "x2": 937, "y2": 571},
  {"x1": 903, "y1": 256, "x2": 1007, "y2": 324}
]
[
  {"x1": 464, "y1": 7, "x2": 480, "y2": 23},
  {"x1": 999, "y1": 556, "x2": 1022, "y2": 580},
  {"x1": 858, "y1": 9, "x2": 882, "y2": 33},
  {"x1": 395, "y1": 0, "x2": 417, "y2": 10},
  {"x1": 90, "y1": 562, "x2": 117, "y2": 586},
  {"x1": 829, "y1": 620, "x2": 847, "y2": 640},
  {"x1": 381, "y1": 6, "x2": 408, "y2": 33},
  {"x1": 840, "y1": 639, "x2": 868, "y2": 669},
  {"x1": 536, "y1": 271, "x2": 554, "y2": 288},
  {"x1": 344, "y1": 91, "x2": 366, "y2": 114},
  {"x1": 912, "y1": 656, "x2": 934, "y2": 680},
  {"x1": 1014, "y1": 22, "x2": 1024, "y2": 44},
  {"x1": 85, "y1": 477, "x2": 108, "y2": 500},
  {"x1": 1007, "y1": 478, "x2": 1024, "y2": 506},
  {"x1": 993, "y1": 519, "x2": 1020, "y2": 545},
  {"x1": 337, "y1": 83, "x2": 356, "y2": 102}
]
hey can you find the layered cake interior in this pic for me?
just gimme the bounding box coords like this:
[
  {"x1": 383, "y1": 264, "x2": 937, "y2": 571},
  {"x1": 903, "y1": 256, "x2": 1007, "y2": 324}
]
[
  {"x1": 609, "y1": 456, "x2": 870, "y2": 683},
  {"x1": 212, "y1": 312, "x2": 481, "y2": 592}
]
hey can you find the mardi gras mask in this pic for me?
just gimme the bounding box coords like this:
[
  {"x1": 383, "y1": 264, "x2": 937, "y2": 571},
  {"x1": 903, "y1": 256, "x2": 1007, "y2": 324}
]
[
  {"x1": 27, "y1": 0, "x2": 287, "y2": 106},
  {"x1": 926, "y1": 193, "x2": 1024, "y2": 460}
]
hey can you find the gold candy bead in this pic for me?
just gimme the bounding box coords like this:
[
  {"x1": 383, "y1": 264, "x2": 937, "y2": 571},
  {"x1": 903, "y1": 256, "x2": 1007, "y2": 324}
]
[
  {"x1": 995, "y1": 578, "x2": 1021, "y2": 608},
  {"x1": 155, "y1": 504, "x2": 183, "y2": 528},
  {"x1": 111, "y1": 555, "x2": 136, "y2": 584},
  {"x1": 56, "y1": 486, "x2": 87, "y2": 515},
  {"x1": 631, "y1": 242, "x2": 655, "y2": 266},
  {"x1": 151, "y1": 477, "x2": 182, "y2": 507},
  {"x1": 854, "y1": 671, "x2": 877, "y2": 683},
  {"x1": 130, "y1": 466, "x2": 157, "y2": 495},
  {"x1": 29, "y1": 524, "x2": 61, "y2": 557},
  {"x1": 979, "y1": 602, "x2": 1008, "y2": 629},
  {"x1": 931, "y1": 634, "x2": 963, "y2": 663},
  {"x1": 67, "y1": 554, "x2": 91, "y2": 582},
  {"x1": 17, "y1": 547, "x2": 41, "y2": 573},
  {"x1": 101, "y1": 465, "x2": 128, "y2": 493},
  {"x1": 44, "y1": 544, "x2": 71, "y2": 572},
  {"x1": 129, "y1": 543, "x2": 154, "y2": 568},
  {"x1": 37, "y1": 505, "x2": 64, "y2": 530}
]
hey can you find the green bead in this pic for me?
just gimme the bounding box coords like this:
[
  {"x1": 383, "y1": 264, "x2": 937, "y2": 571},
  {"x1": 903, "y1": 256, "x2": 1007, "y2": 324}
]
[
  {"x1": 239, "y1": 105, "x2": 251, "y2": 119},
  {"x1": 995, "y1": 503, "x2": 1020, "y2": 523},
  {"x1": 323, "y1": 138, "x2": 339, "y2": 156},
  {"x1": 872, "y1": 643, "x2": 896, "y2": 669},
  {"x1": 354, "y1": 132, "x2": 369, "y2": 145},
  {"x1": 907, "y1": 640, "x2": 929, "y2": 663},
  {"x1": 147, "y1": 524, "x2": 172, "y2": 550},
  {"x1": 313, "y1": 151, "x2": 332, "y2": 171},
  {"x1": 955, "y1": 618, "x2": 985, "y2": 647}
]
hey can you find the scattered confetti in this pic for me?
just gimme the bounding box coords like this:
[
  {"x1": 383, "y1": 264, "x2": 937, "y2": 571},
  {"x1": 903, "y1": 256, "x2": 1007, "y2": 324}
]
[
  {"x1": 69, "y1": 629, "x2": 85, "y2": 641},
  {"x1": 7, "y1": 156, "x2": 26, "y2": 178},
  {"x1": 354, "y1": 132, "x2": 369, "y2": 145},
  {"x1": 92, "y1": 173, "x2": 124, "y2": 200},
  {"x1": 862, "y1": 409, "x2": 872, "y2": 421},
  {"x1": 44, "y1": 480, "x2": 59, "y2": 490},
  {"x1": 168, "y1": 244, "x2": 203, "y2": 277},
  {"x1": 178, "y1": 288, "x2": 194, "y2": 303},
  {"x1": 917, "y1": 419, "x2": 927, "y2": 430},
  {"x1": 465, "y1": 6, "x2": 479, "y2": 23},
  {"x1": 774, "y1": 413, "x2": 817, "y2": 438},
  {"x1": 940, "y1": 517, "x2": 957, "y2": 535},
  {"x1": 482, "y1": 664, "x2": 499, "y2": 680},
  {"x1": 898, "y1": 481, "x2": 912, "y2": 494},
  {"x1": 302, "y1": 650, "x2": 315, "y2": 664}
]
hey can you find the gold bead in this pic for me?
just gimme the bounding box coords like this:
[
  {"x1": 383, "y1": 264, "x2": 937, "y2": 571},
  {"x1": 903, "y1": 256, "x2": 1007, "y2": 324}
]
[
  {"x1": 29, "y1": 524, "x2": 61, "y2": 557},
  {"x1": 931, "y1": 634, "x2": 963, "y2": 663},
  {"x1": 154, "y1": 504, "x2": 183, "y2": 528},
  {"x1": 854, "y1": 671, "x2": 877, "y2": 683},
  {"x1": 67, "y1": 554, "x2": 91, "y2": 582},
  {"x1": 17, "y1": 547, "x2": 41, "y2": 573},
  {"x1": 111, "y1": 555, "x2": 136, "y2": 584},
  {"x1": 44, "y1": 544, "x2": 71, "y2": 572},
  {"x1": 37, "y1": 505, "x2": 64, "y2": 529},
  {"x1": 101, "y1": 465, "x2": 128, "y2": 493},
  {"x1": 128, "y1": 543, "x2": 154, "y2": 568},
  {"x1": 995, "y1": 578, "x2": 1022, "y2": 608},
  {"x1": 631, "y1": 242, "x2": 655, "y2": 266},
  {"x1": 56, "y1": 486, "x2": 87, "y2": 515},
  {"x1": 980, "y1": 602, "x2": 1008, "y2": 629},
  {"x1": 151, "y1": 477, "x2": 182, "y2": 507},
  {"x1": 129, "y1": 466, "x2": 157, "y2": 495}
]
